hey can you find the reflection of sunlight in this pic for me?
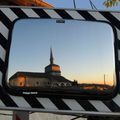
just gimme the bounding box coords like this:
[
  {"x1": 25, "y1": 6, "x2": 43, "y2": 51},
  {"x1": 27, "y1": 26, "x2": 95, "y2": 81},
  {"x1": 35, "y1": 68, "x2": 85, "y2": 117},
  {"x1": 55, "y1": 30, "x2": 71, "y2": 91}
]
[
  {"x1": 8, "y1": 19, "x2": 116, "y2": 94},
  {"x1": 62, "y1": 72, "x2": 115, "y2": 86},
  {"x1": 52, "y1": 66, "x2": 60, "y2": 71}
]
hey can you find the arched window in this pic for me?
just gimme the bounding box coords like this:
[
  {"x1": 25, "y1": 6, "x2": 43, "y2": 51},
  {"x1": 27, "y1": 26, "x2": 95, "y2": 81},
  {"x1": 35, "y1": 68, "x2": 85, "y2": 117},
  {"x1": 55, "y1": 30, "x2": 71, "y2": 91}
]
[
  {"x1": 53, "y1": 83, "x2": 59, "y2": 87},
  {"x1": 36, "y1": 81, "x2": 39, "y2": 85},
  {"x1": 66, "y1": 83, "x2": 72, "y2": 87},
  {"x1": 60, "y1": 83, "x2": 65, "y2": 87},
  {"x1": 20, "y1": 82, "x2": 23, "y2": 86}
]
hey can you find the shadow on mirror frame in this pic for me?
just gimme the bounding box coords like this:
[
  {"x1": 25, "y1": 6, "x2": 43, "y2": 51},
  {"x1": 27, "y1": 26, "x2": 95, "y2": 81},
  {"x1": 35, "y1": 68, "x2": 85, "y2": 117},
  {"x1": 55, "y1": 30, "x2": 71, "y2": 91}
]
[{"x1": 7, "y1": 19, "x2": 116, "y2": 96}]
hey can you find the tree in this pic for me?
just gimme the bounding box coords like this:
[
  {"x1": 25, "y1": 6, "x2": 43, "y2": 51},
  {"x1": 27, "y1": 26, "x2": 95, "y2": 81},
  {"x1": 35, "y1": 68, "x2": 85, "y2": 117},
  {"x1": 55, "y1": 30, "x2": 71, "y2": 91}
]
[{"x1": 103, "y1": 0, "x2": 120, "y2": 7}]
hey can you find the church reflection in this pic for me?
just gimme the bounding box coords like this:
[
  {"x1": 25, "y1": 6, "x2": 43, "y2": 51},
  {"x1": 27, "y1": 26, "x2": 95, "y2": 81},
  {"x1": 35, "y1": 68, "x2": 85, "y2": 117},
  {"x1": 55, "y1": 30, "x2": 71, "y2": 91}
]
[
  {"x1": 9, "y1": 48, "x2": 114, "y2": 93},
  {"x1": 9, "y1": 48, "x2": 73, "y2": 88}
]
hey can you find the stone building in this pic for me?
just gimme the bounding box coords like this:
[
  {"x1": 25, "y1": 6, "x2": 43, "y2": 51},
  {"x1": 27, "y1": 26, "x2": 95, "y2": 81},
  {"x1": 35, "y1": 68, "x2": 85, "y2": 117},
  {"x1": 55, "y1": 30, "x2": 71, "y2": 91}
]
[{"x1": 9, "y1": 48, "x2": 72, "y2": 88}]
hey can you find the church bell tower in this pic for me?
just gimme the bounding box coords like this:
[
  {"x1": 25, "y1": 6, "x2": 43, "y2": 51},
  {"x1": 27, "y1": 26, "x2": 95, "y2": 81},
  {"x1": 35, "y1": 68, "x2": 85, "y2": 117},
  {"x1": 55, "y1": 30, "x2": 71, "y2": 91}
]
[{"x1": 45, "y1": 48, "x2": 61, "y2": 76}]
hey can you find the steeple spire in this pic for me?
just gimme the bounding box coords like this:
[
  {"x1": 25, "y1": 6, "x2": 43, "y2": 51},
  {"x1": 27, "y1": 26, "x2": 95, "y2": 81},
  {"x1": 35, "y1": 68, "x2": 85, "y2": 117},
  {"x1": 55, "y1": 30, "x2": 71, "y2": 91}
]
[
  {"x1": 45, "y1": 47, "x2": 61, "y2": 76},
  {"x1": 50, "y1": 47, "x2": 54, "y2": 64}
]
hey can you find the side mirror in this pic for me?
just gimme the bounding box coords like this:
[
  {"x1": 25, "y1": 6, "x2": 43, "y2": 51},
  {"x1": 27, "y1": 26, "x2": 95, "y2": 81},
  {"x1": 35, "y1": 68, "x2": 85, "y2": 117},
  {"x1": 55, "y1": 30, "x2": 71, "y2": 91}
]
[
  {"x1": 6, "y1": 19, "x2": 117, "y2": 98},
  {"x1": 0, "y1": 7, "x2": 120, "y2": 115}
]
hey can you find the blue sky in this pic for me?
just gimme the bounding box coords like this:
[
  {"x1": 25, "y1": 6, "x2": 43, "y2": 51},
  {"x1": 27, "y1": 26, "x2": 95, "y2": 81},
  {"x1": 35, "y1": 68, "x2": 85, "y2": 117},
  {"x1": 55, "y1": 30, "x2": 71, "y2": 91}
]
[
  {"x1": 44, "y1": 0, "x2": 120, "y2": 10},
  {"x1": 8, "y1": 19, "x2": 115, "y2": 85}
]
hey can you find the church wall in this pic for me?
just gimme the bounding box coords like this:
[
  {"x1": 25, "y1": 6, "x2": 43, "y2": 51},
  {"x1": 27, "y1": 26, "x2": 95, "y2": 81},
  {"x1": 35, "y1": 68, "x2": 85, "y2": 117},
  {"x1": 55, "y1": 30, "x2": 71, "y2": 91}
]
[
  {"x1": 25, "y1": 77, "x2": 50, "y2": 87},
  {"x1": 9, "y1": 78, "x2": 25, "y2": 87}
]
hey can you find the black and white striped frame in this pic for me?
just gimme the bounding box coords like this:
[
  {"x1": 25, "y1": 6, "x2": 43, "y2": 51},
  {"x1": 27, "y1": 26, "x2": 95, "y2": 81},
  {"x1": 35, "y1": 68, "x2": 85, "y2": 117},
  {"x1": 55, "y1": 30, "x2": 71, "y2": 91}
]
[{"x1": 0, "y1": 6, "x2": 120, "y2": 116}]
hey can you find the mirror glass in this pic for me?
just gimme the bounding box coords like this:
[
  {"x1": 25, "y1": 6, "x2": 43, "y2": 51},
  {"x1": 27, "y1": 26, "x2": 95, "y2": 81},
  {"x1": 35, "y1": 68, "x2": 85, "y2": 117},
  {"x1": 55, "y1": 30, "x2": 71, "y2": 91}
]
[{"x1": 8, "y1": 19, "x2": 116, "y2": 95}]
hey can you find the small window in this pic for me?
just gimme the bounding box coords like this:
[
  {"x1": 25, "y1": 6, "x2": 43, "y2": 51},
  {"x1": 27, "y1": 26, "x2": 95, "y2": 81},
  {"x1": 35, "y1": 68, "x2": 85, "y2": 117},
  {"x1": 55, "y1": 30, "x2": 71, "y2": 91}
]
[
  {"x1": 36, "y1": 81, "x2": 39, "y2": 85},
  {"x1": 20, "y1": 82, "x2": 23, "y2": 86}
]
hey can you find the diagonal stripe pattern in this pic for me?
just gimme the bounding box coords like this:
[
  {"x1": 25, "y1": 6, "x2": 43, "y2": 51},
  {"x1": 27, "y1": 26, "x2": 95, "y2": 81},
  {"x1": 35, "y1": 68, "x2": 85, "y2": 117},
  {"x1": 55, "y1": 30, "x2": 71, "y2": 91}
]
[{"x1": 0, "y1": 7, "x2": 120, "y2": 115}]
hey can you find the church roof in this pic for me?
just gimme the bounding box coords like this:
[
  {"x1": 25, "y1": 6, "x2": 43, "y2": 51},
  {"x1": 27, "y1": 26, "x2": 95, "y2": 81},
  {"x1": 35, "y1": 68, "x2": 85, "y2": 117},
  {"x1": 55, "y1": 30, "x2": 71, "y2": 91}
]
[
  {"x1": 45, "y1": 64, "x2": 60, "y2": 67},
  {"x1": 9, "y1": 71, "x2": 72, "y2": 83},
  {"x1": 51, "y1": 75, "x2": 72, "y2": 83}
]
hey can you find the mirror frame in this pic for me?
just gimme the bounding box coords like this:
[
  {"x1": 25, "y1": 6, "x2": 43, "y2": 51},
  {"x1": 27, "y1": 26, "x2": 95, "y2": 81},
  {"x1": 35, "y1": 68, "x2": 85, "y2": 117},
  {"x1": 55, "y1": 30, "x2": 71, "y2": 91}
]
[{"x1": 2, "y1": 9, "x2": 119, "y2": 100}]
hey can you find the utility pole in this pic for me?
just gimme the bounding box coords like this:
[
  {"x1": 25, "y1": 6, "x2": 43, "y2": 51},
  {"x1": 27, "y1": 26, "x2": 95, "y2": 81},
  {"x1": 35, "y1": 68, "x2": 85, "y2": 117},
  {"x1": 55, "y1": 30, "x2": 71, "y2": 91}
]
[
  {"x1": 104, "y1": 74, "x2": 106, "y2": 90},
  {"x1": 104, "y1": 74, "x2": 106, "y2": 86}
]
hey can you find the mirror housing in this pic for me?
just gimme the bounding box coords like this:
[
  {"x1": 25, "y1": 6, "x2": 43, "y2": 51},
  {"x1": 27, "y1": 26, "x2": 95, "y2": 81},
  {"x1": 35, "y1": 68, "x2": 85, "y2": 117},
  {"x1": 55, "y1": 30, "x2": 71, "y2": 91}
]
[{"x1": 6, "y1": 18, "x2": 117, "y2": 99}]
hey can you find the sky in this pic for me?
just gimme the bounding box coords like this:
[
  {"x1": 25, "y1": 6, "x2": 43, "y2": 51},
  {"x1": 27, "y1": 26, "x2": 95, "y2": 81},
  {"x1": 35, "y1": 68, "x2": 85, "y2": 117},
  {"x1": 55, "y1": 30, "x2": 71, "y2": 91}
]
[
  {"x1": 8, "y1": 19, "x2": 115, "y2": 86},
  {"x1": 44, "y1": 0, "x2": 120, "y2": 10}
]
